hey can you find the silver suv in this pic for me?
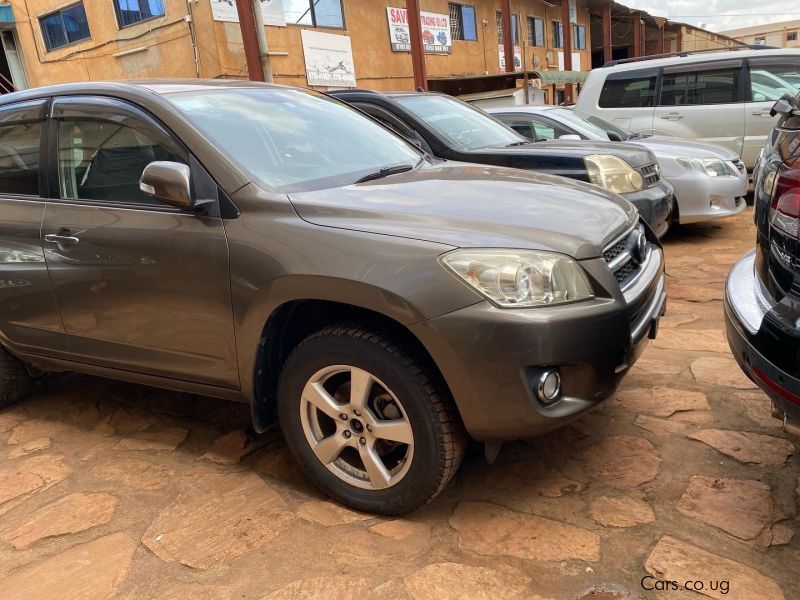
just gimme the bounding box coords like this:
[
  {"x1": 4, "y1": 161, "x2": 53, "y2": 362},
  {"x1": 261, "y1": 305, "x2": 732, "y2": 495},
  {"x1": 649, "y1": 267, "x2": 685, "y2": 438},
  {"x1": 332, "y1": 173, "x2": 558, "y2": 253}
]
[{"x1": 575, "y1": 48, "x2": 800, "y2": 170}]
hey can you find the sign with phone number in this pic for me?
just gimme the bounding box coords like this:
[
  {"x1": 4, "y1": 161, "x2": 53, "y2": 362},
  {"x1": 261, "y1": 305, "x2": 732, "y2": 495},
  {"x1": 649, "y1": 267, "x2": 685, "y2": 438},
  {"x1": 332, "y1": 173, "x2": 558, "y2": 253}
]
[{"x1": 387, "y1": 7, "x2": 452, "y2": 54}]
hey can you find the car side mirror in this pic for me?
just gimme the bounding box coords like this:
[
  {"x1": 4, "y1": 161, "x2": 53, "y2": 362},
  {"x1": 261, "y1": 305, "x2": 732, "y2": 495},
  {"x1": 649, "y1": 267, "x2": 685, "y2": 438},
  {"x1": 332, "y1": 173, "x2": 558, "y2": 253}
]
[
  {"x1": 607, "y1": 131, "x2": 623, "y2": 142},
  {"x1": 558, "y1": 134, "x2": 582, "y2": 141},
  {"x1": 771, "y1": 94, "x2": 795, "y2": 117},
  {"x1": 140, "y1": 161, "x2": 195, "y2": 210}
]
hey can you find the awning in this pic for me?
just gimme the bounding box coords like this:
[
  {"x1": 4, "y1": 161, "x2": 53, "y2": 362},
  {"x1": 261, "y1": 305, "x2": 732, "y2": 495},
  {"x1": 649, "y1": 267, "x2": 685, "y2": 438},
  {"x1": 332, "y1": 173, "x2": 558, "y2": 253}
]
[{"x1": 531, "y1": 70, "x2": 588, "y2": 85}]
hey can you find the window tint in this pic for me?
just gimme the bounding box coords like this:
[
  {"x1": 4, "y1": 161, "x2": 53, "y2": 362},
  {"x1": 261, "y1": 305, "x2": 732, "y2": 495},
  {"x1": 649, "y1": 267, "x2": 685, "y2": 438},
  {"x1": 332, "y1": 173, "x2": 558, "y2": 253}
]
[
  {"x1": 58, "y1": 119, "x2": 184, "y2": 205},
  {"x1": 114, "y1": 0, "x2": 165, "y2": 28},
  {"x1": 660, "y1": 66, "x2": 741, "y2": 106},
  {"x1": 599, "y1": 71, "x2": 657, "y2": 108},
  {"x1": 0, "y1": 121, "x2": 40, "y2": 195},
  {"x1": 748, "y1": 58, "x2": 800, "y2": 102},
  {"x1": 40, "y1": 3, "x2": 91, "y2": 51}
]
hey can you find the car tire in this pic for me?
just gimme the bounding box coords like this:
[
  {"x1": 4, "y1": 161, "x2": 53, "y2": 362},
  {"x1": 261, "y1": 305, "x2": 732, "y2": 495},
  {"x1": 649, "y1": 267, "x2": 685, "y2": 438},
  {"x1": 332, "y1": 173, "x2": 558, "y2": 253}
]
[
  {"x1": 0, "y1": 346, "x2": 32, "y2": 409},
  {"x1": 277, "y1": 326, "x2": 466, "y2": 514}
]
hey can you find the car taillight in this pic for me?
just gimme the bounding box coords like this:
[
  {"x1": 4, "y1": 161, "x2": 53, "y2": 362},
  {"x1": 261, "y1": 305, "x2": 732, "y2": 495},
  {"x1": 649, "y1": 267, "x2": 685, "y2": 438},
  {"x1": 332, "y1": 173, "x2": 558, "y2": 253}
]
[{"x1": 770, "y1": 158, "x2": 800, "y2": 239}]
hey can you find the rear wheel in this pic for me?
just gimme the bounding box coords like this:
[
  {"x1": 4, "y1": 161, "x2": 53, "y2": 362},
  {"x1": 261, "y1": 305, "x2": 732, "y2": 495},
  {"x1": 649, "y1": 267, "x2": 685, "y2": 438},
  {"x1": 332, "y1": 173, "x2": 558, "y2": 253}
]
[
  {"x1": 0, "y1": 347, "x2": 32, "y2": 408},
  {"x1": 277, "y1": 326, "x2": 466, "y2": 514}
]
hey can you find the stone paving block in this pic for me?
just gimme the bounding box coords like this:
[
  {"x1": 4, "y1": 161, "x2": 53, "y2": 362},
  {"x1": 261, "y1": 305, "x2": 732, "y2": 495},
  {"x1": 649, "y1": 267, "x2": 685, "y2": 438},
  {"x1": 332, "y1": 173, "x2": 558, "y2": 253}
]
[
  {"x1": 297, "y1": 500, "x2": 373, "y2": 527},
  {"x1": 404, "y1": 562, "x2": 534, "y2": 600},
  {"x1": 688, "y1": 429, "x2": 794, "y2": 465},
  {"x1": 577, "y1": 435, "x2": 662, "y2": 488},
  {"x1": 589, "y1": 495, "x2": 655, "y2": 528},
  {"x1": 615, "y1": 387, "x2": 710, "y2": 417}
]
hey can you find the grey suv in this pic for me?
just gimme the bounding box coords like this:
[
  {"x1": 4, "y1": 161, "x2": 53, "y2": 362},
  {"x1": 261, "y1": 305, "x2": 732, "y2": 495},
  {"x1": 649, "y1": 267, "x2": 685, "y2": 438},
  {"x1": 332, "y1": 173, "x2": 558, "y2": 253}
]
[{"x1": 0, "y1": 81, "x2": 666, "y2": 514}]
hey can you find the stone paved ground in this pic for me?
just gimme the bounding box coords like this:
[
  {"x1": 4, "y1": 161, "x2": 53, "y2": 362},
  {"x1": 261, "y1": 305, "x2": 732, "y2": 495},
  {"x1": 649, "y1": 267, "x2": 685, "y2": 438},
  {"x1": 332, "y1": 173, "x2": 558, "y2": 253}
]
[{"x1": 1, "y1": 210, "x2": 799, "y2": 599}]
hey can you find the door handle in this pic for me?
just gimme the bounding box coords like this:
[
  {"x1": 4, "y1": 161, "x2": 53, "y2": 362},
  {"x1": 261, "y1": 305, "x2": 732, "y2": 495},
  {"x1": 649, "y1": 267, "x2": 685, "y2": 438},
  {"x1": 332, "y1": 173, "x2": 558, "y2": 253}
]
[
  {"x1": 44, "y1": 232, "x2": 80, "y2": 247},
  {"x1": 660, "y1": 112, "x2": 683, "y2": 121},
  {"x1": 752, "y1": 110, "x2": 772, "y2": 117}
]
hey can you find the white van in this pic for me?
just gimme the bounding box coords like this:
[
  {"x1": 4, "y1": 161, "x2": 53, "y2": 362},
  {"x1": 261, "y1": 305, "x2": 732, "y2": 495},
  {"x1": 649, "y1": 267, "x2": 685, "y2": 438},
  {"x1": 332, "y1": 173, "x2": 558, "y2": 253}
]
[{"x1": 575, "y1": 48, "x2": 800, "y2": 170}]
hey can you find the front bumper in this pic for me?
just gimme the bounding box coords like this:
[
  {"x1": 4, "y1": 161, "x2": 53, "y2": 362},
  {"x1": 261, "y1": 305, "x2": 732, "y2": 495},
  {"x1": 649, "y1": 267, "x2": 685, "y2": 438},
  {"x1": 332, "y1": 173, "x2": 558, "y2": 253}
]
[
  {"x1": 411, "y1": 249, "x2": 666, "y2": 442},
  {"x1": 669, "y1": 170, "x2": 748, "y2": 224},
  {"x1": 622, "y1": 180, "x2": 673, "y2": 239},
  {"x1": 724, "y1": 251, "x2": 800, "y2": 423}
]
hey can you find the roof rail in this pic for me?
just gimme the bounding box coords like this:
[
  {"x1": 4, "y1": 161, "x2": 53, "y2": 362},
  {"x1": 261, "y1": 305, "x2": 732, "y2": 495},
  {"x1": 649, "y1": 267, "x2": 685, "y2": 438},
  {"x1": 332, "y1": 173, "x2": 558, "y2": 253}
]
[{"x1": 602, "y1": 44, "x2": 780, "y2": 68}]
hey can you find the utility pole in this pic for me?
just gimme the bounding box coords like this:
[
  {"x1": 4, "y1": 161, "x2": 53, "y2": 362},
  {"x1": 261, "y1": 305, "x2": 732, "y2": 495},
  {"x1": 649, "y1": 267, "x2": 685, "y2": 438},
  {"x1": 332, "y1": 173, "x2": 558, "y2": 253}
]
[
  {"x1": 235, "y1": 0, "x2": 265, "y2": 81},
  {"x1": 561, "y1": 0, "x2": 573, "y2": 104},
  {"x1": 406, "y1": 0, "x2": 427, "y2": 90},
  {"x1": 501, "y1": 0, "x2": 514, "y2": 73},
  {"x1": 252, "y1": 0, "x2": 273, "y2": 82}
]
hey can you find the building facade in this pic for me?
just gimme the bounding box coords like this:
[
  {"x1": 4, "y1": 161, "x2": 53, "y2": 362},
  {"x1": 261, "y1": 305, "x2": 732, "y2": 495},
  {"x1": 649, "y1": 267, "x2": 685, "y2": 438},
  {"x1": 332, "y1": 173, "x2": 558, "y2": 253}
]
[{"x1": 721, "y1": 19, "x2": 800, "y2": 49}]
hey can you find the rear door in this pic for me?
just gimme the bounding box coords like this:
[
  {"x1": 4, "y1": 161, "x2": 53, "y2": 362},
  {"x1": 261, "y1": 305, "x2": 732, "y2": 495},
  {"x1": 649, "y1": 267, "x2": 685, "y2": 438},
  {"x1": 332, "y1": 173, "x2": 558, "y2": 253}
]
[
  {"x1": 653, "y1": 60, "x2": 745, "y2": 158},
  {"x1": 0, "y1": 99, "x2": 68, "y2": 354},
  {"x1": 744, "y1": 56, "x2": 800, "y2": 169},
  {"x1": 41, "y1": 96, "x2": 239, "y2": 388},
  {"x1": 595, "y1": 67, "x2": 658, "y2": 133}
]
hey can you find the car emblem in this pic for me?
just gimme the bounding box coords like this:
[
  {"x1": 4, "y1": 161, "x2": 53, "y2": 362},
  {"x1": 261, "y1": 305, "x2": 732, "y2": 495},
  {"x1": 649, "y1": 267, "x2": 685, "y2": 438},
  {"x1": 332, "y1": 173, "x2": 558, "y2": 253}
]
[{"x1": 636, "y1": 231, "x2": 648, "y2": 262}]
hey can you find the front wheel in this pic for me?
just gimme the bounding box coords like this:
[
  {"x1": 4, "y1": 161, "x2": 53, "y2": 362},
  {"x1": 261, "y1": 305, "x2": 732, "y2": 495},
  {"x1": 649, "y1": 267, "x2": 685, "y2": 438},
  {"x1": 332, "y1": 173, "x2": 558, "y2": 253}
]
[
  {"x1": 0, "y1": 346, "x2": 32, "y2": 408},
  {"x1": 277, "y1": 326, "x2": 466, "y2": 514}
]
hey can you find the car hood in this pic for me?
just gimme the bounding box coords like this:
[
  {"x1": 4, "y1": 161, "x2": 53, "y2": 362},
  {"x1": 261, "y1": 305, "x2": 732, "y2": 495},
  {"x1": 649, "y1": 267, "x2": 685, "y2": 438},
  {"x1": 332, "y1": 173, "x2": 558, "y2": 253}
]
[
  {"x1": 467, "y1": 139, "x2": 656, "y2": 168},
  {"x1": 288, "y1": 162, "x2": 637, "y2": 259},
  {"x1": 640, "y1": 137, "x2": 740, "y2": 161}
]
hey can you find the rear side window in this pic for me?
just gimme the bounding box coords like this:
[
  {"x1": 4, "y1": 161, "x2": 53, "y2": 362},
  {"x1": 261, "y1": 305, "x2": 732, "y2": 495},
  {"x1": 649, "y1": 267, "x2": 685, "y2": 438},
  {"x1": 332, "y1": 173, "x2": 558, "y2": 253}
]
[
  {"x1": 659, "y1": 63, "x2": 741, "y2": 106},
  {"x1": 0, "y1": 121, "x2": 40, "y2": 196},
  {"x1": 748, "y1": 57, "x2": 800, "y2": 102},
  {"x1": 599, "y1": 70, "x2": 658, "y2": 108}
]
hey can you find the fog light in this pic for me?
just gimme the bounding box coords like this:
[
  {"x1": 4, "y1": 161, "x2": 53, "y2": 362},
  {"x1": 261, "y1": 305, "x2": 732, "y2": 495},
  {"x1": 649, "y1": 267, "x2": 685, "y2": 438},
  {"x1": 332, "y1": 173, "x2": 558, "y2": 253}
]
[{"x1": 536, "y1": 369, "x2": 562, "y2": 404}]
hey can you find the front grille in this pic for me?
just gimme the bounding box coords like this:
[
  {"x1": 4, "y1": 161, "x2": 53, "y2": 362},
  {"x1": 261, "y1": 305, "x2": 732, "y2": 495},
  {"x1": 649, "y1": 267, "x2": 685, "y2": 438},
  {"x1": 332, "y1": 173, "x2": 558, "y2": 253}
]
[
  {"x1": 604, "y1": 224, "x2": 650, "y2": 290},
  {"x1": 637, "y1": 163, "x2": 661, "y2": 188}
]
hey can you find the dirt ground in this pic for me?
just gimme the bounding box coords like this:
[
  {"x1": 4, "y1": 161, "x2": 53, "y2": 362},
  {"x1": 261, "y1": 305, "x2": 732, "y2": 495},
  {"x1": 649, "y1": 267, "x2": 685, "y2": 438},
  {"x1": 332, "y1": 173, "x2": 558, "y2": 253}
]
[{"x1": 0, "y1": 209, "x2": 798, "y2": 600}]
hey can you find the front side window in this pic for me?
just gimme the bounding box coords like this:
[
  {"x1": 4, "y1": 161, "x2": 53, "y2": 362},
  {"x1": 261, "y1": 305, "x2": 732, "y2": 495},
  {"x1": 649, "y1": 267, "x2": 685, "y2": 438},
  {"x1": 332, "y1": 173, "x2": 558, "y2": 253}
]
[
  {"x1": 169, "y1": 89, "x2": 421, "y2": 191},
  {"x1": 394, "y1": 95, "x2": 522, "y2": 150},
  {"x1": 552, "y1": 21, "x2": 563, "y2": 48},
  {"x1": 528, "y1": 17, "x2": 544, "y2": 47},
  {"x1": 449, "y1": 3, "x2": 477, "y2": 41},
  {"x1": 573, "y1": 24, "x2": 586, "y2": 50},
  {"x1": 599, "y1": 70, "x2": 658, "y2": 108},
  {"x1": 0, "y1": 121, "x2": 40, "y2": 195},
  {"x1": 57, "y1": 118, "x2": 184, "y2": 205},
  {"x1": 285, "y1": 0, "x2": 344, "y2": 28},
  {"x1": 748, "y1": 58, "x2": 800, "y2": 102},
  {"x1": 660, "y1": 66, "x2": 741, "y2": 106},
  {"x1": 39, "y1": 3, "x2": 90, "y2": 51},
  {"x1": 114, "y1": 0, "x2": 165, "y2": 28}
]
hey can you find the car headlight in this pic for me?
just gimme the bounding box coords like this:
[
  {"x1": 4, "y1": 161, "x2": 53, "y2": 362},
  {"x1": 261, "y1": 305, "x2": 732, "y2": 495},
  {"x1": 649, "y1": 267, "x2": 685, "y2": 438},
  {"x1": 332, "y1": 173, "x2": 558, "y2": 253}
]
[
  {"x1": 677, "y1": 157, "x2": 737, "y2": 177},
  {"x1": 440, "y1": 250, "x2": 594, "y2": 308},
  {"x1": 584, "y1": 155, "x2": 644, "y2": 194}
]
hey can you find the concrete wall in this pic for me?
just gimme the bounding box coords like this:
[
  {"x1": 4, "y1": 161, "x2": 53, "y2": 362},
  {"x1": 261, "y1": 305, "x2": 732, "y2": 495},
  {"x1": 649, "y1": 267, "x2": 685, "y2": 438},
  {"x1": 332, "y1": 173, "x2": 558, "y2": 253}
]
[
  {"x1": 721, "y1": 19, "x2": 800, "y2": 48},
  {"x1": 10, "y1": 0, "x2": 592, "y2": 91}
]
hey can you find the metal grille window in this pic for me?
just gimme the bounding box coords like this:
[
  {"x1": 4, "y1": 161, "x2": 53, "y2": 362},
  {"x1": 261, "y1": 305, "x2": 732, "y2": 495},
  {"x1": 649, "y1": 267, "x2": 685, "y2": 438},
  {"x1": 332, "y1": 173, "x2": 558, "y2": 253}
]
[
  {"x1": 788, "y1": 31, "x2": 798, "y2": 42},
  {"x1": 552, "y1": 20, "x2": 563, "y2": 48},
  {"x1": 573, "y1": 24, "x2": 586, "y2": 50},
  {"x1": 39, "y1": 3, "x2": 90, "y2": 51},
  {"x1": 527, "y1": 17, "x2": 544, "y2": 47},
  {"x1": 285, "y1": 0, "x2": 345, "y2": 28},
  {"x1": 497, "y1": 12, "x2": 518, "y2": 44},
  {"x1": 449, "y1": 3, "x2": 477, "y2": 41},
  {"x1": 113, "y1": 0, "x2": 165, "y2": 28}
]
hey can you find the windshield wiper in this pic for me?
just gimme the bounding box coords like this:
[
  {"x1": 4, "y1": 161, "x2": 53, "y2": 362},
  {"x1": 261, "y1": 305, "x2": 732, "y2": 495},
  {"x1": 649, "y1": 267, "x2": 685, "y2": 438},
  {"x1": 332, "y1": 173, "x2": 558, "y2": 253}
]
[
  {"x1": 353, "y1": 164, "x2": 415, "y2": 184},
  {"x1": 505, "y1": 140, "x2": 530, "y2": 147}
]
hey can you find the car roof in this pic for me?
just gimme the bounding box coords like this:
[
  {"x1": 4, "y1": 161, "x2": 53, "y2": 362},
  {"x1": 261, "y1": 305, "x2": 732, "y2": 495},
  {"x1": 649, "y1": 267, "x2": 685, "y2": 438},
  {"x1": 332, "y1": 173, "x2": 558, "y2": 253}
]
[
  {"x1": 0, "y1": 79, "x2": 290, "y2": 107},
  {"x1": 596, "y1": 47, "x2": 800, "y2": 73}
]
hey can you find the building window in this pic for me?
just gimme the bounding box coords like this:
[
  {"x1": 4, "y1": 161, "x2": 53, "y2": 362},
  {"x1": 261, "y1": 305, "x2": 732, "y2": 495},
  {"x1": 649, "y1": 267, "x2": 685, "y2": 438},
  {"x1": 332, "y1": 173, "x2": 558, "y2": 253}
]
[
  {"x1": 40, "y1": 3, "x2": 91, "y2": 51},
  {"x1": 788, "y1": 31, "x2": 798, "y2": 42},
  {"x1": 285, "y1": 0, "x2": 344, "y2": 28},
  {"x1": 113, "y1": 0, "x2": 165, "y2": 28},
  {"x1": 527, "y1": 17, "x2": 544, "y2": 47},
  {"x1": 449, "y1": 4, "x2": 477, "y2": 41},
  {"x1": 496, "y1": 11, "x2": 518, "y2": 44},
  {"x1": 573, "y1": 24, "x2": 586, "y2": 50},
  {"x1": 552, "y1": 20, "x2": 563, "y2": 48},
  {"x1": 755, "y1": 36, "x2": 766, "y2": 45}
]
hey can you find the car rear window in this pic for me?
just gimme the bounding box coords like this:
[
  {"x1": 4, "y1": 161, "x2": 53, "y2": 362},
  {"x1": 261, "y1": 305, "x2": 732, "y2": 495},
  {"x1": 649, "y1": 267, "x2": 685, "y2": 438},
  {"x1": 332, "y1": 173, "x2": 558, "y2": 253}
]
[
  {"x1": 659, "y1": 64, "x2": 741, "y2": 106},
  {"x1": 599, "y1": 70, "x2": 658, "y2": 108}
]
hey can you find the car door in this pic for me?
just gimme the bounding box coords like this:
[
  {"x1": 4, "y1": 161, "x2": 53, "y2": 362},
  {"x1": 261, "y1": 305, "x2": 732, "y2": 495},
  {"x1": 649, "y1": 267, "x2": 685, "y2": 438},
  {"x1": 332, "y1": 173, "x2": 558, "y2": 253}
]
[
  {"x1": 41, "y1": 96, "x2": 239, "y2": 388},
  {"x1": 0, "y1": 98, "x2": 68, "y2": 355},
  {"x1": 652, "y1": 60, "x2": 746, "y2": 158},
  {"x1": 743, "y1": 56, "x2": 800, "y2": 169}
]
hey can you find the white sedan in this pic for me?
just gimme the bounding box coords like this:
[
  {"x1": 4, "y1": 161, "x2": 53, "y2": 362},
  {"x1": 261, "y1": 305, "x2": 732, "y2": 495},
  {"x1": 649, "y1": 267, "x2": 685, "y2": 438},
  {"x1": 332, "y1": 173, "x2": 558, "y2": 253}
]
[{"x1": 486, "y1": 105, "x2": 748, "y2": 225}]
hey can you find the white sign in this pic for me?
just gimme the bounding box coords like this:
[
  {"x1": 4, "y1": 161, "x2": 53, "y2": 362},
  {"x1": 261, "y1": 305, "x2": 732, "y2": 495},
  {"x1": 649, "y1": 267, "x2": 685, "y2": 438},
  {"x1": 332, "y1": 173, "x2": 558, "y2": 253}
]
[
  {"x1": 210, "y1": 0, "x2": 286, "y2": 27},
  {"x1": 386, "y1": 7, "x2": 452, "y2": 54},
  {"x1": 558, "y1": 51, "x2": 581, "y2": 71},
  {"x1": 301, "y1": 29, "x2": 356, "y2": 88},
  {"x1": 498, "y1": 45, "x2": 522, "y2": 71}
]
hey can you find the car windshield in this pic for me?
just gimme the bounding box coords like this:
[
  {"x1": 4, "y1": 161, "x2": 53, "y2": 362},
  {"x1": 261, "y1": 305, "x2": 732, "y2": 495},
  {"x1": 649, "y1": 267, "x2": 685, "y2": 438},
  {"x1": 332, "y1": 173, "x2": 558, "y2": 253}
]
[
  {"x1": 573, "y1": 109, "x2": 637, "y2": 140},
  {"x1": 168, "y1": 88, "x2": 423, "y2": 191},
  {"x1": 394, "y1": 95, "x2": 524, "y2": 150}
]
